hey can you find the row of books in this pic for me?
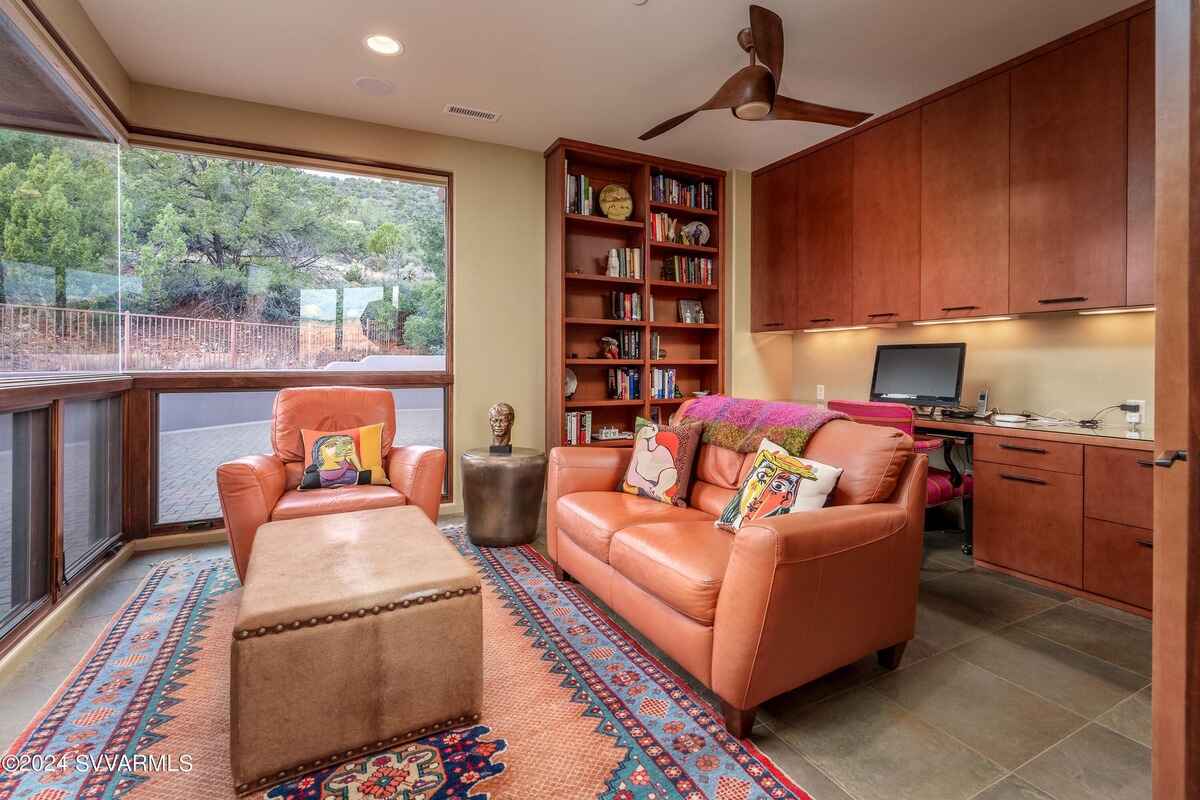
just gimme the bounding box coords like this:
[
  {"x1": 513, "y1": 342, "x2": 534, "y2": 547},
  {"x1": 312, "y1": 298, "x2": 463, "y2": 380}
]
[
  {"x1": 649, "y1": 212, "x2": 679, "y2": 243},
  {"x1": 651, "y1": 174, "x2": 715, "y2": 210},
  {"x1": 610, "y1": 291, "x2": 643, "y2": 321},
  {"x1": 564, "y1": 411, "x2": 593, "y2": 445},
  {"x1": 606, "y1": 247, "x2": 643, "y2": 279},
  {"x1": 661, "y1": 255, "x2": 714, "y2": 285},
  {"x1": 650, "y1": 367, "x2": 679, "y2": 400},
  {"x1": 608, "y1": 367, "x2": 641, "y2": 400},
  {"x1": 565, "y1": 170, "x2": 595, "y2": 215},
  {"x1": 614, "y1": 329, "x2": 641, "y2": 359}
]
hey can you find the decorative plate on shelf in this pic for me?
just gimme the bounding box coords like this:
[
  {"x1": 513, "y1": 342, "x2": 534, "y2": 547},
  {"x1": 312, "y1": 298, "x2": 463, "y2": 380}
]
[
  {"x1": 598, "y1": 184, "x2": 633, "y2": 220},
  {"x1": 681, "y1": 221, "x2": 710, "y2": 246},
  {"x1": 564, "y1": 368, "x2": 578, "y2": 399}
]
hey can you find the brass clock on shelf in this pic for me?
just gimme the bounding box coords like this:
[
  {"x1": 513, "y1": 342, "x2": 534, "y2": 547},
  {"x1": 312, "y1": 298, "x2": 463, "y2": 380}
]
[{"x1": 598, "y1": 184, "x2": 633, "y2": 220}]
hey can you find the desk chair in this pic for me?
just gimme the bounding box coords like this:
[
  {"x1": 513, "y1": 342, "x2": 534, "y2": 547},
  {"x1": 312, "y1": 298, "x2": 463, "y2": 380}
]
[{"x1": 828, "y1": 400, "x2": 974, "y2": 554}]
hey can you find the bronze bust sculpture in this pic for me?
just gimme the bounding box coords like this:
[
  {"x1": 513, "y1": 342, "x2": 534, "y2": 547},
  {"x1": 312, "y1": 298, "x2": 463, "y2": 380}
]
[{"x1": 488, "y1": 402, "x2": 515, "y2": 453}]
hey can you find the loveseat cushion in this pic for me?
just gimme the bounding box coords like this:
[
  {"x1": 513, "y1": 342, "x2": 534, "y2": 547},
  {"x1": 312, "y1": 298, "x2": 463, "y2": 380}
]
[
  {"x1": 803, "y1": 419, "x2": 912, "y2": 505},
  {"x1": 610, "y1": 522, "x2": 733, "y2": 624},
  {"x1": 556, "y1": 492, "x2": 712, "y2": 563},
  {"x1": 271, "y1": 485, "x2": 407, "y2": 521}
]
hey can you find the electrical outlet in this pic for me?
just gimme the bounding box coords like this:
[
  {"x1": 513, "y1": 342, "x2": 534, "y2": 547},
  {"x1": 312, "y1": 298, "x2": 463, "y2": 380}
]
[
  {"x1": 816, "y1": 384, "x2": 825, "y2": 402},
  {"x1": 1126, "y1": 399, "x2": 1146, "y2": 425}
]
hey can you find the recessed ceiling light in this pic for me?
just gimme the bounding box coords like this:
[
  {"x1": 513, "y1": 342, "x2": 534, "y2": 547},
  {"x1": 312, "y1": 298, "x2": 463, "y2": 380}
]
[
  {"x1": 354, "y1": 76, "x2": 396, "y2": 96},
  {"x1": 365, "y1": 35, "x2": 403, "y2": 55}
]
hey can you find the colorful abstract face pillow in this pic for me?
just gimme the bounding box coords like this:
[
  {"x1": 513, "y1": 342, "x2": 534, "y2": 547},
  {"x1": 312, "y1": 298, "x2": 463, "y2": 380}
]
[
  {"x1": 298, "y1": 423, "x2": 389, "y2": 490},
  {"x1": 619, "y1": 417, "x2": 702, "y2": 507},
  {"x1": 716, "y1": 438, "x2": 843, "y2": 530}
]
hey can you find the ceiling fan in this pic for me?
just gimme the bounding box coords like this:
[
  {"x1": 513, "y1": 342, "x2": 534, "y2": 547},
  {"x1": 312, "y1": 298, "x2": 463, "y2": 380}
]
[{"x1": 638, "y1": 5, "x2": 871, "y2": 140}]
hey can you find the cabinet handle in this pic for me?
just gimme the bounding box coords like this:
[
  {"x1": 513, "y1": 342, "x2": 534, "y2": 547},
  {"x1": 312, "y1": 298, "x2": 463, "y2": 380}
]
[
  {"x1": 867, "y1": 312, "x2": 897, "y2": 318},
  {"x1": 998, "y1": 442, "x2": 1048, "y2": 455},
  {"x1": 941, "y1": 305, "x2": 979, "y2": 312},
  {"x1": 1000, "y1": 473, "x2": 1048, "y2": 485},
  {"x1": 1136, "y1": 538, "x2": 1154, "y2": 549},
  {"x1": 1038, "y1": 296, "x2": 1088, "y2": 305},
  {"x1": 1136, "y1": 458, "x2": 1154, "y2": 468},
  {"x1": 809, "y1": 317, "x2": 833, "y2": 323},
  {"x1": 1154, "y1": 449, "x2": 1188, "y2": 468},
  {"x1": 761, "y1": 322, "x2": 784, "y2": 327}
]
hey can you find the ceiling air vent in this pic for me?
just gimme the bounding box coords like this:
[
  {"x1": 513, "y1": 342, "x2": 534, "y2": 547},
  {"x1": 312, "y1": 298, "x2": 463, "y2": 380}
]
[{"x1": 444, "y1": 104, "x2": 501, "y2": 123}]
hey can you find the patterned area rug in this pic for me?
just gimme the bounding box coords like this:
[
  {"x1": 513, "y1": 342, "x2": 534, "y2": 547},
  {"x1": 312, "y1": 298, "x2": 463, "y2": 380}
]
[{"x1": 1, "y1": 526, "x2": 812, "y2": 800}]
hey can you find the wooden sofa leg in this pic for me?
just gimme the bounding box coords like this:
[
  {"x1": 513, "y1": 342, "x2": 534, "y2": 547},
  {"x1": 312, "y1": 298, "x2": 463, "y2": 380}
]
[
  {"x1": 721, "y1": 701, "x2": 757, "y2": 738},
  {"x1": 553, "y1": 563, "x2": 574, "y2": 583},
  {"x1": 877, "y1": 642, "x2": 908, "y2": 670}
]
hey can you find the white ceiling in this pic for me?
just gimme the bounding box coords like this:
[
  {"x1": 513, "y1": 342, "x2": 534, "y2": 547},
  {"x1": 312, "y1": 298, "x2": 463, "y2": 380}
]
[{"x1": 78, "y1": 0, "x2": 1136, "y2": 171}]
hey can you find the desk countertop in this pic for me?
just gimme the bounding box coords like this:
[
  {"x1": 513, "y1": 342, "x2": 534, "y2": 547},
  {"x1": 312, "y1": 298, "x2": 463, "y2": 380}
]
[{"x1": 915, "y1": 415, "x2": 1154, "y2": 451}]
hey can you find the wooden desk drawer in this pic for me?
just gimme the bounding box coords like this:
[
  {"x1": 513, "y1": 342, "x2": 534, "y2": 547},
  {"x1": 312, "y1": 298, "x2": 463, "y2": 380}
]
[
  {"x1": 1085, "y1": 446, "x2": 1154, "y2": 530},
  {"x1": 973, "y1": 461, "x2": 1083, "y2": 587},
  {"x1": 1084, "y1": 518, "x2": 1153, "y2": 610},
  {"x1": 975, "y1": 434, "x2": 1083, "y2": 474}
]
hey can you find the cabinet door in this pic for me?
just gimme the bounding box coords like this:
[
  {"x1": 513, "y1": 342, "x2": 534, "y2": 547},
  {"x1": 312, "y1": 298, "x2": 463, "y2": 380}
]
[
  {"x1": 1084, "y1": 518, "x2": 1153, "y2": 610},
  {"x1": 853, "y1": 111, "x2": 921, "y2": 324},
  {"x1": 973, "y1": 460, "x2": 1084, "y2": 587},
  {"x1": 1127, "y1": 11, "x2": 1155, "y2": 307},
  {"x1": 1010, "y1": 24, "x2": 1128, "y2": 313},
  {"x1": 795, "y1": 141, "x2": 853, "y2": 329},
  {"x1": 921, "y1": 75, "x2": 1010, "y2": 319},
  {"x1": 751, "y1": 161, "x2": 799, "y2": 332}
]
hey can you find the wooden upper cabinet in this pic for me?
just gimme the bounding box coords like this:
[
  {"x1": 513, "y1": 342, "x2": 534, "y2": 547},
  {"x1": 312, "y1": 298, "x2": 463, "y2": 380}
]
[
  {"x1": 750, "y1": 160, "x2": 799, "y2": 331},
  {"x1": 1126, "y1": 11, "x2": 1155, "y2": 307},
  {"x1": 920, "y1": 75, "x2": 1010, "y2": 319},
  {"x1": 852, "y1": 111, "x2": 921, "y2": 324},
  {"x1": 1010, "y1": 24, "x2": 1128, "y2": 313},
  {"x1": 795, "y1": 141, "x2": 853, "y2": 329}
]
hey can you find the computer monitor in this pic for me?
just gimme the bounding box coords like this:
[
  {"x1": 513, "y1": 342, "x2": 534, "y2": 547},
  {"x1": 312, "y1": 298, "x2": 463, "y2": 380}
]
[{"x1": 869, "y1": 343, "x2": 966, "y2": 408}]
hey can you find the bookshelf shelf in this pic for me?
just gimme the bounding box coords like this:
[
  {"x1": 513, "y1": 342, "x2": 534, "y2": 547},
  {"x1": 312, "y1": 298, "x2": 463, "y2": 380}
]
[
  {"x1": 649, "y1": 240, "x2": 719, "y2": 255},
  {"x1": 649, "y1": 201, "x2": 719, "y2": 217},
  {"x1": 546, "y1": 138, "x2": 725, "y2": 449},
  {"x1": 566, "y1": 213, "x2": 645, "y2": 230}
]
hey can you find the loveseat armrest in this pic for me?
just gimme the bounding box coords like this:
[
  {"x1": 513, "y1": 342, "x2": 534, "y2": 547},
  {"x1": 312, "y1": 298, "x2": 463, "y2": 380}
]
[
  {"x1": 217, "y1": 454, "x2": 288, "y2": 583},
  {"x1": 711, "y1": 454, "x2": 927, "y2": 711},
  {"x1": 386, "y1": 445, "x2": 447, "y2": 523},
  {"x1": 546, "y1": 446, "x2": 633, "y2": 561}
]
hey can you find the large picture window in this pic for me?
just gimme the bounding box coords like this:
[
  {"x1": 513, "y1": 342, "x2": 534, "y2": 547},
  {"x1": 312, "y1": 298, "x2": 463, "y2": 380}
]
[{"x1": 1, "y1": 135, "x2": 449, "y2": 374}]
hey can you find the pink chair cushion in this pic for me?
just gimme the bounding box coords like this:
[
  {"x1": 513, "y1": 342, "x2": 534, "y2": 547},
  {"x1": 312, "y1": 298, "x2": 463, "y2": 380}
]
[{"x1": 927, "y1": 469, "x2": 973, "y2": 506}]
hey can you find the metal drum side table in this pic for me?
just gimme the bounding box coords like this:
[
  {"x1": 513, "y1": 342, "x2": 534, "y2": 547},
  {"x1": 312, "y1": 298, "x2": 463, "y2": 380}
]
[{"x1": 461, "y1": 447, "x2": 547, "y2": 546}]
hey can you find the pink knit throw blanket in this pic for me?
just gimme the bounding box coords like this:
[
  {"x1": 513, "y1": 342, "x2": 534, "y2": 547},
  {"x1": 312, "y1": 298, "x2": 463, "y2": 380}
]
[{"x1": 679, "y1": 396, "x2": 846, "y2": 456}]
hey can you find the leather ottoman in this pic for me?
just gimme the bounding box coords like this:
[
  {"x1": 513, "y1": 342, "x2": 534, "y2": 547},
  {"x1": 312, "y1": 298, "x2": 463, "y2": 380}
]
[{"x1": 230, "y1": 506, "x2": 482, "y2": 794}]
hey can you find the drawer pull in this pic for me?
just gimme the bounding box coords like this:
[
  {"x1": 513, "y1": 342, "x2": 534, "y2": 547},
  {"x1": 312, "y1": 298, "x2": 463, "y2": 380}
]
[
  {"x1": 941, "y1": 305, "x2": 979, "y2": 312},
  {"x1": 1000, "y1": 473, "x2": 1048, "y2": 486},
  {"x1": 1038, "y1": 296, "x2": 1088, "y2": 305},
  {"x1": 998, "y1": 442, "x2": 1048, "y2": 455},
  {"x1": 1154, "y1": 449, "x2": 1188, "y2": 468},
  {"x1": 761, "y1": 322, "x2": 784, "y2": 327},
  {"x1": 867, "y1": 312, "x2": 897, "y2": 318},
  {"x1": 809, "y1": 317, "x2": 833, "y2": 323},
  {"x1": 1136, "y1": 538, "x2": 1154, "y2": 549},
  {"x1": 1136, "y1": 459, "x2": 1154, "y2": 468}
]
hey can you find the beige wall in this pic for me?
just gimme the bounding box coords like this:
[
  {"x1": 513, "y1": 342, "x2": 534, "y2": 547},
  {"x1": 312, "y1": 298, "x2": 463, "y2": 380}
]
[
  {"x1": 129, "y1": 84, "x2": 545, "y2": 513},
  {"x1": 791, "y1": 312, "x2": 1156, "y2": 430},
  {"x1": 725, "y1": 170, "x2": 793, "y2": 399}
]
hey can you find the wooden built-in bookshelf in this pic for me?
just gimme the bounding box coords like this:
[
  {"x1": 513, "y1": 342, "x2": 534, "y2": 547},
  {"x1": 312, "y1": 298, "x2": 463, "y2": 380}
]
[{"x1": 545, "y1": 138, "x2": 726, "y2": 449}]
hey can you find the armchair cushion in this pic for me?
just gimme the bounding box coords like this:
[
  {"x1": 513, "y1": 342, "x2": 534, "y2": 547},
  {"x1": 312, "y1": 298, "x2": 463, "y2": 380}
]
[
  {"x1": 298, "y1": 423, "x2": 390, "y2": 488},
  {"x1": 610, "y1": 522, "x2": 733, "y2": 624},
  {"x1": 271, "y1": 485, "x2": 406, "y2": 521},
  {"x1": 556, "y1": 492, "x2": 712, "y2": 563},
  {"x1": 272, "y1": 386, "x2": 397, "y2": 462}
]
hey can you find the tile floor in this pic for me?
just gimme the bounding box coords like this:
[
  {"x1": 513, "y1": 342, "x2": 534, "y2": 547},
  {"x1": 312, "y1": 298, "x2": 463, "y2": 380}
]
[{"x1": 0, "y1": 526, "x2": 1152, "y2": 800}]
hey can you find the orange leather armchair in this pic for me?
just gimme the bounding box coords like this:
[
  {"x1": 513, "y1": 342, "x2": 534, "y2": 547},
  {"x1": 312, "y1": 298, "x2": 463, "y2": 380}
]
[{"x1": 216, "y1": 386, "x2": 446, "y2": 581}]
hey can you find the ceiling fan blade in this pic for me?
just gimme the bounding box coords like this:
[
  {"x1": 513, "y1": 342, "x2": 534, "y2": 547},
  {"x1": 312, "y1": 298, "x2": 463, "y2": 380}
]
[
  {"x1": 749, "y1": 5, "x2": 785, "y2": 87},
  {"x1": 639, "y1": 66, "x2": 774, "y2": 140},
  {"x1": 639, "y1": 108, "x2": 704, "y2": 140},
  {"x1": 767, "y1": 95, "x2": 871, "y2": 127}
]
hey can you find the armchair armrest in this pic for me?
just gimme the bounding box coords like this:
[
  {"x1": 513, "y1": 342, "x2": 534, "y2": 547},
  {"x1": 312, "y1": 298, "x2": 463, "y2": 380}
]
[
  {"x1": 711, "y1": 454, "x2": 927, "y2": 710},
  {"x1": 386, "y1": 445, "x2": 447, "y2": 523},
  {"x1": 546, "y1": 446, "x2": 633, "y2": 561},
  {"x1": 216, "y1": 454, "x2": 287, "y2": 583}
]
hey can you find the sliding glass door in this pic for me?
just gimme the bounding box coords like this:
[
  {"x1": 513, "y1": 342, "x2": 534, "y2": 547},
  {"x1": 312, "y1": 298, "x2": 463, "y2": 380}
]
[{"x1": 0, "y1": 408, "x2": 50, "y2": 637}]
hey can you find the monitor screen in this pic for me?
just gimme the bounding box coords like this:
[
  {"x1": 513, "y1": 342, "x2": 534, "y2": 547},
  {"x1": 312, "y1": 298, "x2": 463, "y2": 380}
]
[{"x1": 870, "y1": 343, "x2": 966, "y2": 408}]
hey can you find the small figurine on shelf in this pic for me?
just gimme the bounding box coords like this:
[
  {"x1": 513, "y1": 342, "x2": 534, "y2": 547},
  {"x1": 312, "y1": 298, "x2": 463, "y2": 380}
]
[
  {"x1": 673, "y1": 386, "x2": 684, "y2": 398},
  {"x1": 606, "y1": 250, "x2": 621, "y2": 277},
  {"x1": 599, "y1": 336, "x2": 620, "y2": 359}
]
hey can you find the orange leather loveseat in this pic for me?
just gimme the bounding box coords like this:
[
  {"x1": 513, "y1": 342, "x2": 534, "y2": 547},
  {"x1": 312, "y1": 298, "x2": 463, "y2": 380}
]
[
  {"x1": 546, "y1": 398, "x2": 927, "y2": 736},
  {"x1": 216, "y1": 386, "x2": 446, "y2": 582}
]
